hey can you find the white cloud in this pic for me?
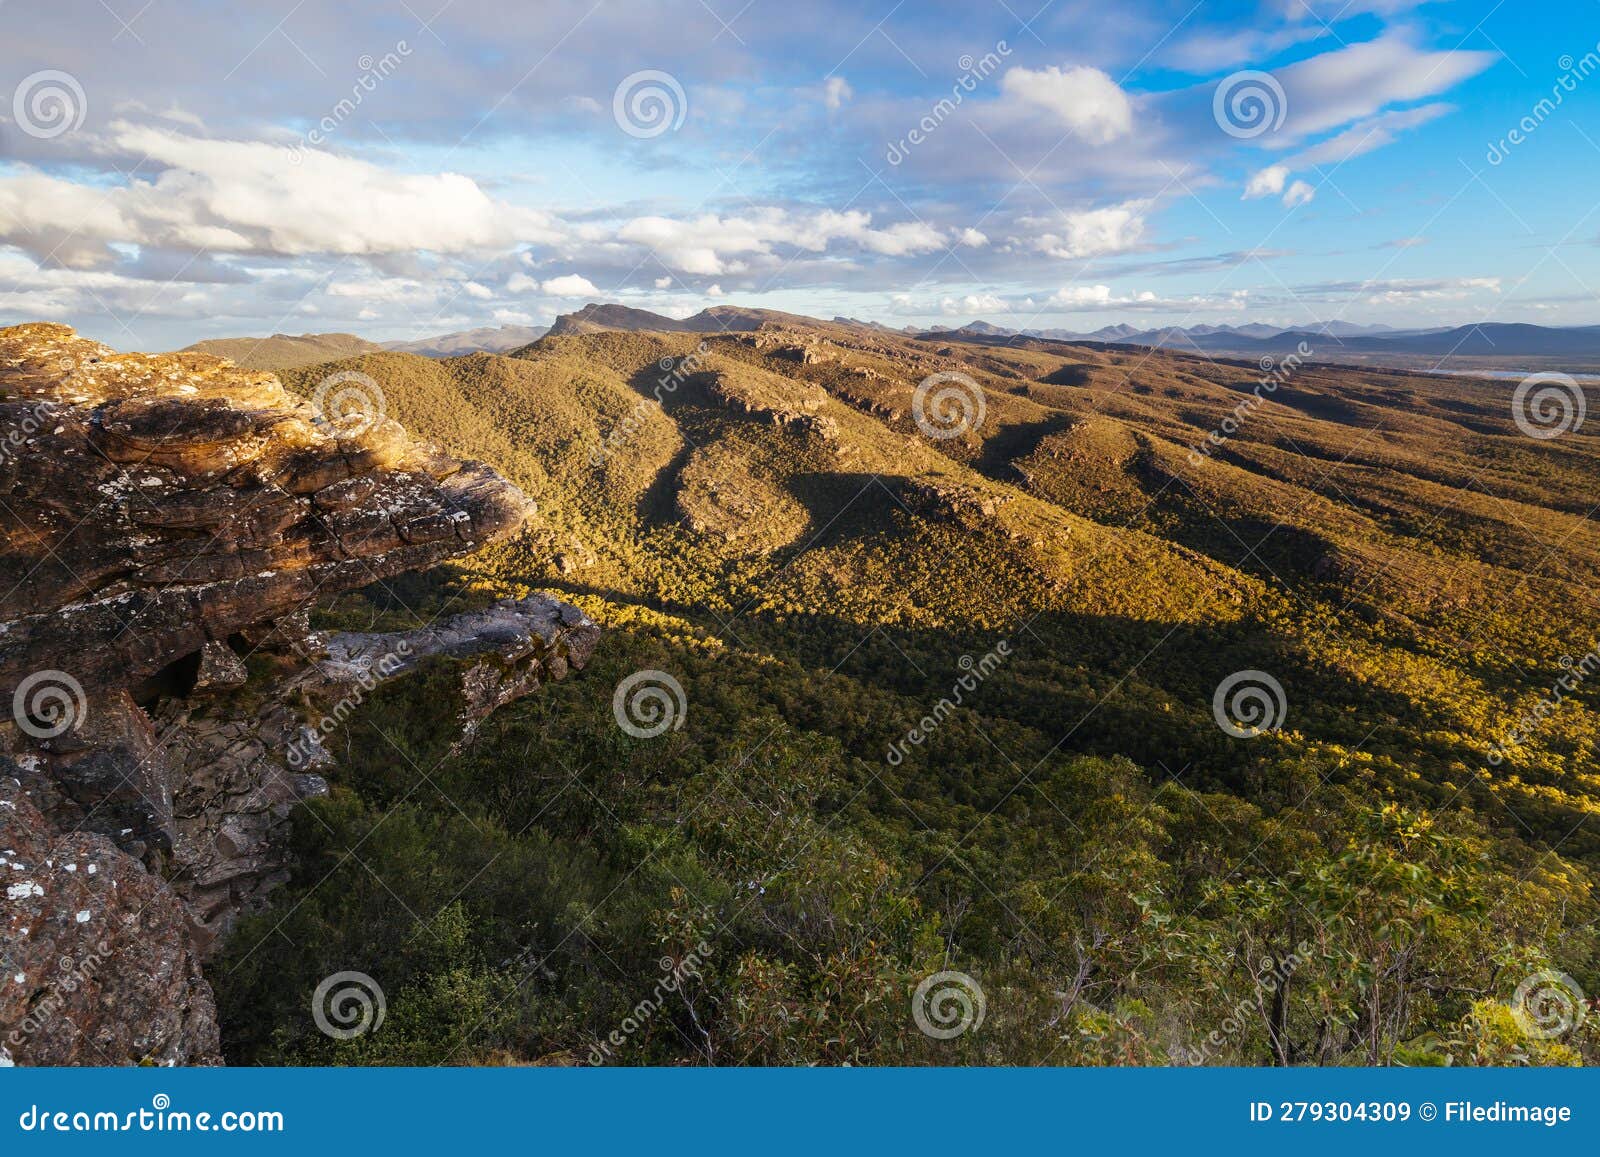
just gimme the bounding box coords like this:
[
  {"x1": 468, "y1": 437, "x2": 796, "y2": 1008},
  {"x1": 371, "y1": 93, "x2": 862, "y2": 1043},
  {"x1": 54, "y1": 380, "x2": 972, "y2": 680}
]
[
  {"x1": 0, "y1": 123, "x2": 562, "y2": 267},
  {"x1": 859, "y1": 221, "x2": 947, "y2": 256},
  {"x1": 1282, "y1": 180, "x2": 1316, "y2": 208},
  {"x1": 0, "y1": 123, "x2": 980, "y2": 314},
  {"x1": 1360, "y1": 276, "x2": 1500, "y2": 303},
  {"x1": 1051, "y1": 284, "x2": 1116, "y2": 306},
  {"x1": 1045, "y1": 284, "x2": 1163, "y2": 309},
  {"x1": 507, "y1": 272, "x2": 599, "y2": 296},
  {"x1": 1285, "y1": 103, "x2": 1453, "y2": 167},
  {"x1": 1000, "y1": 65, "x2": 1134, "y2": 144},
  {"x1": 959, "y1": 228, "x2": 988, "y2": 248},
  {"x1": 327, "y1": 278, "x2": 438, "y2": 304},
  {"x1": 1244, "y1": 164, "x2": 1289, "y2": 200},
  {"x1": 541, "y1": 274, "x2": 600, "y2": 296},
  {"x1": 939, "y1": 293, "x2": 1007, "y2": 316},
  {"x1": 824, "y1": 76, "x2": 853, "y2": 111},
  {"x1": 616, "y1": 208, "x2": 950, "y2": 274},
  {"x1": 1023, "y1": 201, "x2": 1148, "y2": 259},
  {"x1": 1271, "y1": 33, "x2": 1494, "y2": 143},
  {"x1": 706, "y1": 283, "x2": 725, "y2": 297}
]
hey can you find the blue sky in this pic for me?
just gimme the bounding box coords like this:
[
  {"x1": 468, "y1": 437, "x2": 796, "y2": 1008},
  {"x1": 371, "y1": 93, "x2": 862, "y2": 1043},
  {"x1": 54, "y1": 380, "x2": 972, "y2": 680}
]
[{"x1": 1, "y1": 0, "x2": 1597, "y2": 347}]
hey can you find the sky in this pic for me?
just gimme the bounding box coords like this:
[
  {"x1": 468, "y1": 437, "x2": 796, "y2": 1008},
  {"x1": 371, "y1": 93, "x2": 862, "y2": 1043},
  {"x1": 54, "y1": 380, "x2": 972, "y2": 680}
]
[{"x1": 1, "y1": 0, "x2": 1598, "y2": 349}]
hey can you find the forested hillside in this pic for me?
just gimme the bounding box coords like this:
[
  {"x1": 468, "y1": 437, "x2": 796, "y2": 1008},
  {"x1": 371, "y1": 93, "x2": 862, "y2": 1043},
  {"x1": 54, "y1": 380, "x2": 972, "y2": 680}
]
[{"x1": 216, "y1": 320, "x2": 1600, "y2": 1066}]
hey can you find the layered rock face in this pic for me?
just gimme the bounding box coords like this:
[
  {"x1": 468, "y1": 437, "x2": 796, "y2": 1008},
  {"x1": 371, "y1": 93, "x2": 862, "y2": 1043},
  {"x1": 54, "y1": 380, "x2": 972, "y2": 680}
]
[
  {"x1": 0, "y1": 324, "x2": 599, "y2": 1066},
  {"x1": 0, "y1": 323, "x2": 531, "y2": 694}
]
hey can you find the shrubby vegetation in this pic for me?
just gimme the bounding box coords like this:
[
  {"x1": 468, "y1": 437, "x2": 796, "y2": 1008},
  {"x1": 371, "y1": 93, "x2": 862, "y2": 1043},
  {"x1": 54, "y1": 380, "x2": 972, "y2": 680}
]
[{"x1": 218, "y1": 326, "x2": 1600, "y2": 1065}]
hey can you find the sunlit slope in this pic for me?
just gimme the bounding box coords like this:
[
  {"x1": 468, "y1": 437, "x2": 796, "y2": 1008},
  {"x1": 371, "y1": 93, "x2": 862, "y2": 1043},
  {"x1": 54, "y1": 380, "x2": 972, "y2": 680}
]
[{"x1": 279, "y1": 320, "x2": 1600, "y2": 849}]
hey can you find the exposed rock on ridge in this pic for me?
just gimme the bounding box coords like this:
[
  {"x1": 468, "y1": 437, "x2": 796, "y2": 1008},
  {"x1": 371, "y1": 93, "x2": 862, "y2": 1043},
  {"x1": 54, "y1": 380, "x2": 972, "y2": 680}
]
[
  {"x1": 0, "y1": 323, "x2": 531, "y2": 696},
  {"x1": 0, "y1": 324, "x2": 597, "y2": 1066}
]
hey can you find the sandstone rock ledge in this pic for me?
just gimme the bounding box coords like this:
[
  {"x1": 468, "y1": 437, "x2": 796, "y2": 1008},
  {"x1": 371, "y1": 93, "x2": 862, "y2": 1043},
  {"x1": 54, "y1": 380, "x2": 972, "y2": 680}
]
[{"x1": 0, "y1": 324, "x2": 599, "y2": 1066}]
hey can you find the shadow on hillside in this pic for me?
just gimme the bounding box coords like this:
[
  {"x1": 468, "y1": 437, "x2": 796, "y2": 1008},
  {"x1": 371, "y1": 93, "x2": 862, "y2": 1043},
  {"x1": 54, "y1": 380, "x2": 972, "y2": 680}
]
[{"x1": 974, "y1": 414, "x2": 1075, "y2": 481}]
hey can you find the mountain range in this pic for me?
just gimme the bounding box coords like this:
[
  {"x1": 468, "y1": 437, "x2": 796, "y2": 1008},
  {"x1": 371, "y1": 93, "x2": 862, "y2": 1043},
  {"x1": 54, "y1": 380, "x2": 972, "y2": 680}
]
[
  {"x1": 184, "y1": 305, "x2": 1600, "y2": 375},
  {"x1": 183, "y1": 323, "x2": 551, "y2": 366},
  {"x1": 929, "y1": 318, "x2": 1600, "y2": 361},
  {"x1": 381, "y1": 323, "x2": 550, "y2": 357}
]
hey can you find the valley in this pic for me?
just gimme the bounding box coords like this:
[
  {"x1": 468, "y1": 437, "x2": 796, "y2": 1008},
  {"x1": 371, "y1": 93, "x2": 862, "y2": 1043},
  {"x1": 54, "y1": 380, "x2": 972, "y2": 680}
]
[{"x1": 202, "y1": 308, "x2": 1600, "y2": 1065}]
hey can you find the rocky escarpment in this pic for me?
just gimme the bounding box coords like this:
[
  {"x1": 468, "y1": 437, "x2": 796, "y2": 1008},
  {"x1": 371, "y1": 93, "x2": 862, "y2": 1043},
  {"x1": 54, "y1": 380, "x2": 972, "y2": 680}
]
[
  {"x1": 0, "y1": 324, "x2": 599, "y2": 1066},
  {"x1": 0, "y1": 323, "x2": 530, "y2": 694}
]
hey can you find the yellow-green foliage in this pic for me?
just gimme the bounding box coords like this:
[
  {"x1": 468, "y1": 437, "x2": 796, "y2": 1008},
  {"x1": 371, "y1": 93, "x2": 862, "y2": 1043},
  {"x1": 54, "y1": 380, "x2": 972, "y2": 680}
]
[{"x1": 218, "y1": 322, "x2": 1600, "y2": 1066}]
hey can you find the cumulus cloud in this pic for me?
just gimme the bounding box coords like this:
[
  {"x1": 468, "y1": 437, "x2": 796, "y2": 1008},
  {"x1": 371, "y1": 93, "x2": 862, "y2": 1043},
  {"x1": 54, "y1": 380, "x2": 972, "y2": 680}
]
[
  {"x1": 1244, "y1": 164, "x2": 1289, "y2": 199},
  {"x1": 940, "y1": 293, "x2": 1007, "y2": 316},
  {"x1": 1242, "y1": 168, "x2": 1314, "y2": 208},
  {"x1": 1022, "y1": 201, "x2": 1149, "y2": 260},
  {"x1": 507, "y1": 272, "x2": 601, "y2": 296},
  {"x1": 616, "y1": 208, "x2": 950, "y2": 274},
  {"x1": 999, "y1": 65, "x2": 1134, "y2": 144},
  {"x1": 541, "y1": 274, "x2": 600, "y2": 296},
  {"x1": 0, "y1": 124, "x2": 971, "y2": 302},
  {"x1": 1047, "y1": 284, "x2": 1162, "y2": 309},
  {"x1": 0, "y1": 123, "x2": 559, "y2": 267},
  {"x1": 1282, "y1": 180, "x2": 1316, "y2": 208},
  {"x1": 824, "y1": 77, "x2": 853, "y2": 111},
  {"x1": 1051, "y1": 285, "x2": 1117, "y2": 306}
]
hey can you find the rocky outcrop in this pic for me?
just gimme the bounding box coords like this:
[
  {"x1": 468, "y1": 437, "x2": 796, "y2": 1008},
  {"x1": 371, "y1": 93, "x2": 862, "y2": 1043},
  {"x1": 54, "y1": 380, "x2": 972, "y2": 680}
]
[
  {"x1": 1, "y1": 775, "x2": 220, "y2": 1067},
  {"x1": 0, "y1": 323, "x2": 530, "y2": 696},
  {"x1": 0, "y1": 324, "x2": 598, "y2": 1065},
  {"x1": 309, "y1": 594, "x2": 600, "y2": 751}
]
